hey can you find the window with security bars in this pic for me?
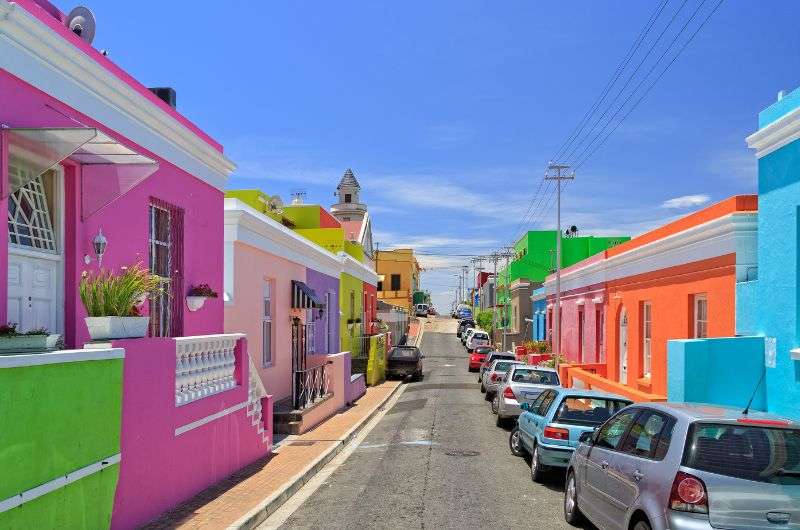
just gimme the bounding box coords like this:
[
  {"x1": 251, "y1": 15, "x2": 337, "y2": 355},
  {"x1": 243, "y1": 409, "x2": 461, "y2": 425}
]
[
  {"x1": 306, "y1": 308, "x2": 316, "y2": 354},
  {"x1": 694, "y1": 294, "x2": 708, "y2": 338},
  {"x1": 149, "y1": 201, "x2": 184, "y2": 337},
  {"x1": 7, "y1": 169, "x2": 56, "y2": 253}
]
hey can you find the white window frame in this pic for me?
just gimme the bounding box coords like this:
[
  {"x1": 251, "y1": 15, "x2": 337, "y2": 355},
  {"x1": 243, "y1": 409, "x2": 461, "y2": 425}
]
[
  {"x1": 642, "y1": 301, "x2": 652, "y2": 378},
  {"x1": 262, "y1": 281, "x2": 273, "y2": 366},
  {"x1": 694, "y1": 294, "x2": 708, "y2": 339}
]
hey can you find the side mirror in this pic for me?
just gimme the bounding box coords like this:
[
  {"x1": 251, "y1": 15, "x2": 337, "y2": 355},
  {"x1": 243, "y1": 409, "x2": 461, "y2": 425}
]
[
  {"x1": 578, "y1": 431, "x2": 594, "y2": 444},
  {"x1": 520, "y1": 402, "x2": 530, "y2": 412}
]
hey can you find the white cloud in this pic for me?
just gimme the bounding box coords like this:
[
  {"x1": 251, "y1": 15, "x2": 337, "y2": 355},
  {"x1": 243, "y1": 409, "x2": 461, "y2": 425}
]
[{"x1": 660, "y1": 194, "x2": 711, "y2": 209}]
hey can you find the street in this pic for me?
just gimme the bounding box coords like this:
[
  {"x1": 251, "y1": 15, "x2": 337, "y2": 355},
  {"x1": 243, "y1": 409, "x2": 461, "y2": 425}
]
[{"x1": 278, "y1": 318, "x2": 591, "y2": 529}]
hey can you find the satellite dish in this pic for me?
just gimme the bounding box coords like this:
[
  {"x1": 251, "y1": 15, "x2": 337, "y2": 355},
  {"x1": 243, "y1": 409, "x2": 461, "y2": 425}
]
[
  {"x1": 66, "y1": 6, "x2": 96, "y2": 44},
  {"x1": 268, "y1": 196, "x2": 284, "y2": 213}
]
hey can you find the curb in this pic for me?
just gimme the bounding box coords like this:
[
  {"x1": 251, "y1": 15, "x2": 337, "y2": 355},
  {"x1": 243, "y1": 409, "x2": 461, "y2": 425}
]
[{"x1": 230, "y1": 382, "x2": 406, "y2": 530}]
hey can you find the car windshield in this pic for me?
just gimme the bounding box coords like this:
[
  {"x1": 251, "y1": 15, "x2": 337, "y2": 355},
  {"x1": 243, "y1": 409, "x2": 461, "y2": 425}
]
[
  {"x1": 390, "y1": 348, "x2": 419, "y2": 359},
  {"x1": 473, "y1": 333, "x2": 488, "y2": 340},
  {"x1": 511, "y1": 369, "x2": 559, "y2": 385},
  {"x1": 683, "y1": 422, "x2": 800, "y2": 485},
  {"x1": 492, "y1": 361, "x2": 515, "y2": 372},
  {"x1": 554, "y1": 397, "x2": 631, "y2": 426},
  {"x1": 489, "y1": 354, "x2": 515, "y2": 362}
]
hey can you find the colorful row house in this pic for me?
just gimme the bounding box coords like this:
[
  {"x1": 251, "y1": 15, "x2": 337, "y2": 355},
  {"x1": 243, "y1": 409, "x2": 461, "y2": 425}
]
[
  {"x1": 0, "y1": 1, "x2": 272, "y2": 528},
  {"x1": 666, "y1": 87, "x2": 800, "y2": 422},
  {"x1": 553, "y1": 195, "x2": 758, "y2": 403}
]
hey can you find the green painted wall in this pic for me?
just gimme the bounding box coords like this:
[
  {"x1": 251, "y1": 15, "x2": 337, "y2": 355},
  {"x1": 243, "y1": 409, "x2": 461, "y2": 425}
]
[
  {"x1": 0, "y1": 357, "x2": 123, "y2": 528},
  {"x1": 295, "y1": 227, "x2": 346, "y2": 254},
  {"x1": 282, "y1": 205, "x2": 321, "y2": 229},
  {"x1": 343, "y1": 240, "x2": 364, "y2": 262},
  {"x1": 225, "y1": 189, "x2": 284, "y2": 222},
  {"x1": 340, "y1": 273, "x2": 364, "y2": 356}
]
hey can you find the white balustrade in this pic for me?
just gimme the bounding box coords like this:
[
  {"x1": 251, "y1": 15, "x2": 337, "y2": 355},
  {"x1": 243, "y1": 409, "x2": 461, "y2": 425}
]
[{"x1": 175, "y1": 334, "x2": 243, "y2": 406}]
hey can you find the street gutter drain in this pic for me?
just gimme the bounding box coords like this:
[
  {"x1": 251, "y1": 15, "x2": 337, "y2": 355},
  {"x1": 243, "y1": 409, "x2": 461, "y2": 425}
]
[{"x1": 444, "y1": 449, "x2": 480, "y2": 457}]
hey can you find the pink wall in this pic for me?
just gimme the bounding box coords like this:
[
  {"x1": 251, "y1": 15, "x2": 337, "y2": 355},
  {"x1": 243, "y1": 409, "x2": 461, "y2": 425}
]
[
  {"x1": 550, "y1": 283, "x2": 607, "y2": 364},
  {"x1": 110, "y1": 338, "x2": 270, "y2": 530},
  {"x1": 224, "y1": 242, "x2": 306, "y2": 403},
  {"x1": 0, "y1": 70, "x2": 225, "y2": 346}
]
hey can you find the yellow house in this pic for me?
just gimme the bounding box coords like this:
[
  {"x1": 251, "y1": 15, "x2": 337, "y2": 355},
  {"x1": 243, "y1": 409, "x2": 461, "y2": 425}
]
[{"x1": 375, "y1": 249, "x2": 420, "y2": 311}]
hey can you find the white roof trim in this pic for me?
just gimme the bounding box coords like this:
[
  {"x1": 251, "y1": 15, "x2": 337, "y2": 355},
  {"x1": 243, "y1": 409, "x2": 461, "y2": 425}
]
[
  {"x1": 0, "y1": 2, "x2": 235, "y2": 189},
  {"x1": 747, "y1": 105, "x2": 800, "y2": 159},
  {"x1": 339, "y1": 252, "x2": 379, "y2": 285}
]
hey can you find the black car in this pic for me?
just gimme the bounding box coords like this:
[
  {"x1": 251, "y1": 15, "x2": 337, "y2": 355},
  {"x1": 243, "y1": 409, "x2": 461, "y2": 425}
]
[
  {"x1": 387, "y1": 346, "x2": 424, "y2": 382},
  {"x1": 457, "y1": 319, "x2": 476, "y2": 338}
]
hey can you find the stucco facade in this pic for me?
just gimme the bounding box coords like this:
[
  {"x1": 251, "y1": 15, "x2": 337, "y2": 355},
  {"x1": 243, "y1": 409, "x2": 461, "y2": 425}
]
[{"x1": 375, "y1": 248, "x2": 420, "y2": 311}]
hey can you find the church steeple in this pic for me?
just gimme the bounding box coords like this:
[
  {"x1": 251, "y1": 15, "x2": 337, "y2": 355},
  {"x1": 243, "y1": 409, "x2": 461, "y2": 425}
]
[{"x1": 331, "y1": 168, "x2": 367, "y2": 220}]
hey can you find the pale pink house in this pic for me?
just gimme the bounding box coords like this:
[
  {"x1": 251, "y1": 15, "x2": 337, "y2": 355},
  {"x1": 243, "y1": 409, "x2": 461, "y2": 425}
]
[
  {"x1": 0, "y1": 1, "x2": 270, "y2": 528},
  {"x1": 224, "y1": 198, "x2": 364, "y2": 434}
]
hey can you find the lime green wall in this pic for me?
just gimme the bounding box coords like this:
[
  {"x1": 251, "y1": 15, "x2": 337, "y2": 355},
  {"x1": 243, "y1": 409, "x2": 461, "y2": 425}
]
[
  {"x1": 225, "y1": 190, "x2": 283, "y2": 222},
  {"x1": 340, "y1": 273, "x2": 364, "y2": 355},
  {"x1": 0, "y1": 357, "x2": 123, "y2": 528},
  {"x1": 344, "y1": 240, "x2": 364, "y2": 262},
  {"x1": 295, "y1": 228, "x2": 346, "y2": 254}
]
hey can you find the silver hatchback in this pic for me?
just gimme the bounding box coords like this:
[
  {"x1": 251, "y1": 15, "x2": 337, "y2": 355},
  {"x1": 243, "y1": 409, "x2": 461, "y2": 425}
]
[
  {"x1": 491, "y1": 364, "x2": 560, "y2": 427},
  {"x1": 565, "y1": 402, "x2": 800, "y2": 530}
]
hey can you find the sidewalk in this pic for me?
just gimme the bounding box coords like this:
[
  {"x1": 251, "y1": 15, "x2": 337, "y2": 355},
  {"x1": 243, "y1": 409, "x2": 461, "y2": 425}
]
[{"x1": 142, "y1": 380, "x2": 403, "y2": 530}]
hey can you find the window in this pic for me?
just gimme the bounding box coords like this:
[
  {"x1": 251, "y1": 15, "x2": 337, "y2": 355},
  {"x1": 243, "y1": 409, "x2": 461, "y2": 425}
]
[
  {"x1": 529, "y1": 391, "x2": 548, "y2": 413},
  {"x1": 377, "y1": 281, "x2": 383, "y2": 291},
  {"x1": 306, "y1": 308, "x2": 316, "y2": 353},
  {"x1": 344, "y1": 193, "x2": 352, "y2": 203},
  {"x1": 554, "y1": 397, "x2": 631, "y2": 426},
  {"x1": 149, "y1": 204, "x2": 172, "y2": 337},
  {"x1": 535, "y1": 390, "x2": 557, "y2": 416},
  {"x1": 390, "y1": 274, "x2": 401, "y2": 291},
  {"x1": 594, "y1": 410, "x2": 638, "y2": 450},
  {"x1": 511, "y1": 369, "x2": 559, "y2": 386},
  {"x1": 262, "y1": 282, "x2": 272, "y2": 366},
  {"x1": 642, "y1": 301, "x2": 652, "y2": 377},
  {"x1": 620, "y1": 410, "x2": 672, "y2": 459},
  {"x1": 694, "y1": 294, "x2": 708, "y2": 338},
  {"x1": 8, "y1": 170, "x2": 56, "y2": 252}
]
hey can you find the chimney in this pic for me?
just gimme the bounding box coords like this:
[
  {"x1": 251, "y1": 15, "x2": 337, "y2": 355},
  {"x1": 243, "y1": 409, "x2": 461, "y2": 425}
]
[{"x1": 148, "y1": 87, "x2": 177, "y2": 108}]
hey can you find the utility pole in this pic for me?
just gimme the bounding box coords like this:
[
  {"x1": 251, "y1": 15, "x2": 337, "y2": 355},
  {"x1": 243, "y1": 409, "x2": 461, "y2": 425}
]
[
  {"x1": 501, "y1": 247, "x2": 514, "y2": 352},
  {"x1": 545, "y1": 163, "x2": 574, "y2": 368},
  {"x1": 461, "y1": 265, "x2": 469, "y2": 305}
]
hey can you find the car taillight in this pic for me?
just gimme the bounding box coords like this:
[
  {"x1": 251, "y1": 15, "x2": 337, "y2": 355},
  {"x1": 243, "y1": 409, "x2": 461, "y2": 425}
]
[
  {"x1": 503, "y1": 386, "x2": 516, "y2": 400},
  {"x1": 543, "y1": 426, "x2": 569, "y2": 440},
  {"x1": 490, "y1": 373, "x2": 498, "y2": 382},
  {"x1": 669, "y1": 471, "x2": 708, "y2": 514}
]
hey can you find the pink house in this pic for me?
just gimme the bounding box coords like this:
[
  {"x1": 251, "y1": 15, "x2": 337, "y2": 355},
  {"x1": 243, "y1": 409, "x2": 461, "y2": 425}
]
[
  {"x1": 225, "y1": 198, "x2": 363, "y2": 434},
  {"x1": 1, "y1": 2, "x2": 269, "y2": 527}
]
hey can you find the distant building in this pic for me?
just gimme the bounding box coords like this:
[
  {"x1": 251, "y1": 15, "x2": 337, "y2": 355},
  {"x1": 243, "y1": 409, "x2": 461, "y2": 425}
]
[
  {"x1": 330, "y1": 168, "x2": 375, "y2": 269},
  {"x1": 375, "y1": 248, "x2": 421, "y2": 311}
]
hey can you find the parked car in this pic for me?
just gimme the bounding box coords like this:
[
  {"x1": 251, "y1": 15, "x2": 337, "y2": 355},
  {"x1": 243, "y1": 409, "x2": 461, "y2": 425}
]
[
  {"x1": 457, "y1": 319, "x2": 475, "y2": 338},
  {"x1": 478, "y1": 352, "x2": 516, "y2": 383},
  {"x1": 510, "y1": 388, "x2": 632, "y2": 483},
  {"x1": 414, "y1": 303, "x2": 429, "y2": 317},
  {"x1": 468, "y1": 345, "x2": 493, "y2": 372},
  {"x1": 466, "y1": 330, "x2": 490, "y2": 352},
  {"x1": 386, "y1": 345, "x2": 424, "y2": 381},
  {"x1": 427, "y1": 306, "x2": 437, "y2": 316},
  {"x1": 457, "y1": 308, "x2": 473, "y2": 319},
  {"x1": 492, "y1": 365, "x2": 561, "y2": 426},
  {"x1": 462, "y1": 327, "x2": 477, "y2": 346},
  {"x1": 564, "y1": 402, "x2": 800, "y2": 530},
  {"x1": 481, "y1": 359, "x2": 522, "y2": 398}
]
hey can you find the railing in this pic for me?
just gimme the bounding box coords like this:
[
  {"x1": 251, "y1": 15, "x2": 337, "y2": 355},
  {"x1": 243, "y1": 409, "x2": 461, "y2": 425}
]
[
  {"x1": 293, "y1": 362, "x2": 331, "y2": 410},
  {"x1": 175, "y1": 334, "x2": 243, "y2": 406}
]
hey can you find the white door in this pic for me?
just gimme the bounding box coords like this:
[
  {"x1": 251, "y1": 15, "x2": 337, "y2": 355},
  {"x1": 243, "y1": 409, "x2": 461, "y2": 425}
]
[
  {"x1": 619, "y1": 309, "x2": 628, "y2": 384},
  {"x1": 6, "y1": 169, "x2": 62, "y2": 333}
]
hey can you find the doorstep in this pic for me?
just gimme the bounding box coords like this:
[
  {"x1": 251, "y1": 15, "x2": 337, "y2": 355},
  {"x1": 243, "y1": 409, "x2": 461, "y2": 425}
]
[
  {"x1": 141, "y1": 380, "x2": 404, "y2": 530},
  {"x1": 273, "y1": 393, "x2": 334, "y2": 435}
]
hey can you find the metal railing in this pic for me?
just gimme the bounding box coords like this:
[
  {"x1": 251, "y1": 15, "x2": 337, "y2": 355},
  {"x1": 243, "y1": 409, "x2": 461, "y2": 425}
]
[{"x1": 293, "y1": 361, "x2": 331, "y2": 410}]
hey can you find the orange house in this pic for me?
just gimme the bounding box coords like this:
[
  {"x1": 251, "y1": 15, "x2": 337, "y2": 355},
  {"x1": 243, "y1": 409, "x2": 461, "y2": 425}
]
[{"x1": 560, "y1": 196, "x2": 757, "y2": 402}]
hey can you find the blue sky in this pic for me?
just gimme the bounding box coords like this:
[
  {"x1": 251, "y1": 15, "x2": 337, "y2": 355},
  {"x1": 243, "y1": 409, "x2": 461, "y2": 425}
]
[{"x1": 54, "y1": 0, "x2": 800, "y2": 311}]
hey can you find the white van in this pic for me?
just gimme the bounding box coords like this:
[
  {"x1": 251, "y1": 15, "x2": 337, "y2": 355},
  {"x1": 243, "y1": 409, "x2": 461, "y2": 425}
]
[
  {"x1": 466, "y1": 330, "x2": 490, "y2": 352},
  {"x1": 414, "y1": 303, "x2": 429, "y2": 317}
]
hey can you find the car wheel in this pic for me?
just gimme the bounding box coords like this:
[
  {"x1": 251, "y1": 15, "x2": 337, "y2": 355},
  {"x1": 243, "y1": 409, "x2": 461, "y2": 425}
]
[
  {"x1": 530, "y1": 445, "x2": 546, "y2": 483},
  {"x1": 632, "y1": 521, "x2": 651, "y2": 530},
  {"x1": 491, "y1": 394, "x2": 500, "y2": 414},
  {"x1": 496, "y1": 413, "x2": 509, "y2": 428},
  {"x1": 509, "y1": 427, "x2": 526, "y2": 456},
  {"x1": 480, "y1": 383, "x2": 486, "y2": 394},
  {"x1": 484, "y1": 390, "x2": 493, "y2": 402},
  {"x1": 564, "y1": 470, "x2": 584, "y2": 526}
]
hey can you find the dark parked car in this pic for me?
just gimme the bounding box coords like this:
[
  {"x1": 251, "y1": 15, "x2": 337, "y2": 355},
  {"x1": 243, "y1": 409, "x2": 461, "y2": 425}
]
[
  {"x1": 387, "y1": 346, "x2": 424, "y2": 382},
  {"x1": 457, "y1": 319, "x2": 476, "y2": 338}
]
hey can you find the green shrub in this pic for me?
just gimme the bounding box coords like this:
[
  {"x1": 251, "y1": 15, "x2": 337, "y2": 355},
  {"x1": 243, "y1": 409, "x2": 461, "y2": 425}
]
[{"x1": 80, "y1": 263, "x2": 162, "y2": 317}]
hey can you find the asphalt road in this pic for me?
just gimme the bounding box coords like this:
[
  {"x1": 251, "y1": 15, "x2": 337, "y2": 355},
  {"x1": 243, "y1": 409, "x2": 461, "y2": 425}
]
[{"x1": 279, "y1": 317, "x2": 594, "y2": 530}]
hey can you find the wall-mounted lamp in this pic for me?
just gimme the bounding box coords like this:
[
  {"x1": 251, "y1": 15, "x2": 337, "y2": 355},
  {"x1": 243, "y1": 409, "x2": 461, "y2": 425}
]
[{"x1": 85, "y1": 228, "x2": 108, "y2": 267}]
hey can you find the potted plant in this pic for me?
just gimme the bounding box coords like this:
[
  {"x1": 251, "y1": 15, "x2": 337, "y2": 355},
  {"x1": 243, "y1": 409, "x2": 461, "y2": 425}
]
[
  {"x1": 186, "y1": 283, "x2": 218, "y2": 312},
  {"x1": 80, "y1": 264, "x2": 161, "y2": 340},
  {"x1": 0, "y1": 324, "x2": 63, "y2": 354}
]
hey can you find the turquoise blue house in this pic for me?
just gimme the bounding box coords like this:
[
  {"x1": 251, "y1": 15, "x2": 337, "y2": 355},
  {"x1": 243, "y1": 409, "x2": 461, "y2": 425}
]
[
  {"x1": 668, "y1": 87, "x2": 800, "y2": 421},
  {"x1": 531, "y1": 287, "x2": 547, "y2": 341}
]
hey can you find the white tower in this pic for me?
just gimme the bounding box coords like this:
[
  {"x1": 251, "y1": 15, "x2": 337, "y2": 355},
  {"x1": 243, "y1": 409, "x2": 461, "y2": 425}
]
[{"x1": 331, "y1": 168, "x2": 366, "y2": 222}]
